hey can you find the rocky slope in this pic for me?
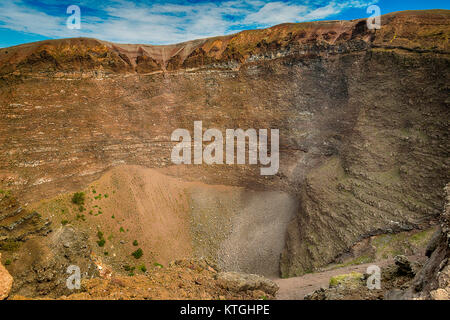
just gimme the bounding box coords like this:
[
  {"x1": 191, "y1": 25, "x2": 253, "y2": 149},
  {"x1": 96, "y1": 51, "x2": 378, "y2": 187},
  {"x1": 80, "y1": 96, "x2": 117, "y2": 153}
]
[
  {"x1": 400, "y1": 183, "x2": 450, "y2": 299},
  {"x1": 300, "y1": 183, "x2": 449, "y2": 300},
  {"x1": 0, "y1": 10, "x2": 449, "y2": 290},
  {"x1": 12, "y1": 260, "x2": 279, "y2": 300}
]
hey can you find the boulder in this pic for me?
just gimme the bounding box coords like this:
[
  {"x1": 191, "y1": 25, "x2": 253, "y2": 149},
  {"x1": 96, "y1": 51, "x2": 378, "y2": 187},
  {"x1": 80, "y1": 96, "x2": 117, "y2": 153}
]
[
  {"x1": 430, "y1": 288, "x2": 449, "y2": 300},
  {"x1": 216, "y1": 272, "x2": 279, "y2": 295},
  {"x1": 0, "y1": 253, "x2": 13, "y2": 300},
  {"x1": 394, "y1": 255, "x2": 414, "y2": 276}
]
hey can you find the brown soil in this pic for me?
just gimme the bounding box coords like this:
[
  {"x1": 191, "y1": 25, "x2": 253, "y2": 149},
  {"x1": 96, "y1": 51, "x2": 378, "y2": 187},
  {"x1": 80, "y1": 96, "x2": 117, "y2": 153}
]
[
  {"x1": 29, "y1": 165, "x2": 297, "y2": 279},
  {"x1": 12, "y1": 260, "x2": 274, "y2": 300}
]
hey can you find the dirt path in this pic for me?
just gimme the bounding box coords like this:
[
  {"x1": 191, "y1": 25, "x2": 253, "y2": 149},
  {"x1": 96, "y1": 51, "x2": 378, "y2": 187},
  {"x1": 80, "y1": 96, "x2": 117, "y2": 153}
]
[{"x1": 274, "y1": 259, "x2": 399, "y2": 300}]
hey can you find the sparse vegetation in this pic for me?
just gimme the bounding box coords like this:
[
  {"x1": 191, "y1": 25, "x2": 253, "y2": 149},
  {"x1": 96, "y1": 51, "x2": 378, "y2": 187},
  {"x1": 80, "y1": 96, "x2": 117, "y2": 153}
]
[
  {"x1": 124, "y1": 265, "x2": 136, "y2": 275},
  {"x1": 71, "y1": 192, "x2": 85, "y2": 205},
  {"x1": 133, "y1": 240, "x2": 138, "y2": 246},
  {"x1": 154, "y1": 262, "x2": 163, "y2": 268},
  {"x1": 329, "y1": 272, "x2": 363, "y2": 288},
  {"x1": 61, "y1": 220, "x2": 69, "y2": 225},
  {"x1": 138, "y1": 264, "x2": 147, "y2": 273},
  {"x1": 5, "y1": 259, "x2": 12, "y2": 265},
  {"x1": 132, "y1": 248, "x2": 143, "y2": 259},
  {"x1": 97, "y1": 230, "x2": 106, "y2": 247},
  {"x1": 123, "y1": 265, "x2": 134, "y2": 272},
  {"x1": 0, "y1": 240, "x2": 21, "y2": 251}
]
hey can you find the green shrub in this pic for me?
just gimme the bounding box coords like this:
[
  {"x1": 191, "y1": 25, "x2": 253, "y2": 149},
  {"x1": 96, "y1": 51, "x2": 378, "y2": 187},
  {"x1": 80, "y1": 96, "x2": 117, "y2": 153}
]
[
  {"x1": 123, "y1": 265, "x2": 134, "y2": 272},
  {"x1": 132, "y1": 248, "x2": 143, "y2": 259},
  {"x1": 133, "y1": 240, "x2": 138, "y2": 246},
  {"x1": 72, "y1": 192, "x2": 85, "y2": 205},
  {"x1": 138, "y1": 265, "x2": 147, "y2": 273},
  {"x1": 5, "y1": 259, "x2": 12, "y2": 265},
  {"x1": 97, "y1": 230, "x2": 106, "y2": 247},
  {"x1": 61, "y1": 220, "x2": 69, "y2": 225}
]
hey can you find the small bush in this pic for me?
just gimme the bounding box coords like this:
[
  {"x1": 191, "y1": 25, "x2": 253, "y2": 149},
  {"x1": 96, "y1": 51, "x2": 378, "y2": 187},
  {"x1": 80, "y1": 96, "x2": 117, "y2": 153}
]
[
  {"x1": 61, "y1": 220, "x2": 69, "y2": 225},
  {"x1": 97, "y1": 230, "x2": 106, "y2": 247},
  {"x1": 5, "y1": 259, "x2": 12, "y2": 266},
  {"x1": 132, "y1": 248, "x2": 143, "y2": 259},
  {"x1": 72, "y1": 192, "x2": 85, "y2": 205},
  {"x1": 123, "y1": 265, "x2": 134, "y2": 272},
  {"x1": 133, "y1": 240, "x2": 138, "y2": 246},
  {"x1": 138, "y1": 265, "x2": 147, "y2": 273},
  {"x1": 154, "y1": 262, "x2": 163, "y2": 268}
]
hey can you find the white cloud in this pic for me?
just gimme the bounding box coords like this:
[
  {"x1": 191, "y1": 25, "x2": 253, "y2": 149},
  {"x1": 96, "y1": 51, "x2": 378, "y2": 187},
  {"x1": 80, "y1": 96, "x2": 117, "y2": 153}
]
[
  {"x1": 244, "y1": 2, "x2": 309, "y2": 25},
  {"x1": 0, "y1": 0, "x2": 379, "y2": 45}
]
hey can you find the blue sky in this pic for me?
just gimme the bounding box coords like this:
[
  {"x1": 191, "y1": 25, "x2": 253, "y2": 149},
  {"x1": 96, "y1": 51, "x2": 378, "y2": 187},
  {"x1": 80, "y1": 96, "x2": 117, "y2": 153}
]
[{"x1": 0, "y1": 0, "x2": 449, "y2": 48}]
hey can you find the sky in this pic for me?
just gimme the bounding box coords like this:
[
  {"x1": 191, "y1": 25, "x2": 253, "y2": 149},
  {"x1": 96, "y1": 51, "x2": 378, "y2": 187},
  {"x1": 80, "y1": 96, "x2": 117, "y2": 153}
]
[{"x1": 0, "y1": 0, "x2": 449, "y2": 48}]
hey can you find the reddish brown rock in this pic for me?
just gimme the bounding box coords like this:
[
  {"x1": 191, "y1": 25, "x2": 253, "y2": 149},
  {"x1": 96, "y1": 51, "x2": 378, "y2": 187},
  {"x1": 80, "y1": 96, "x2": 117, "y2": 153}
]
[{"x1": 0, "y1": 253, "x2": 13, "y2": 300}]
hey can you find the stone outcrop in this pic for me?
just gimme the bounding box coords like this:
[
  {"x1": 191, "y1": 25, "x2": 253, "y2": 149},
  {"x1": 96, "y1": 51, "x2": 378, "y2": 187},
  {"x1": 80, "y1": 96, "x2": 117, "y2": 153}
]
[
  {"x1": 216, "y1": 272, "x2": 279, "y2": 296},
  {"x1": 0, "y1": 253, "x2": 13, "y2": 299},
  {"x1": 404, "y1": 184, "x2": 450, "y2": 299}
]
